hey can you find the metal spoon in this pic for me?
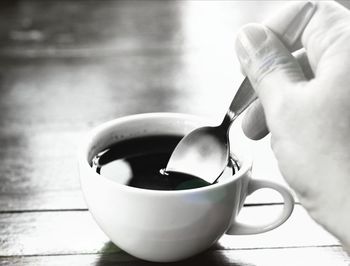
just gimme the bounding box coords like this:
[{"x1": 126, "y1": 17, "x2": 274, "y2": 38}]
[
  {"x1": 165, "y1": 2, "x2": 316, "y2": 184},
  {"x1": 166, "y1": 78, "x2": 255, "y2": 183}
]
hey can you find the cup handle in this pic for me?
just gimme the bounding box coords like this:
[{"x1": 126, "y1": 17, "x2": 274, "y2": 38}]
[{"x1": 226, "y1": 179, "x2": 294, "y2": 235}]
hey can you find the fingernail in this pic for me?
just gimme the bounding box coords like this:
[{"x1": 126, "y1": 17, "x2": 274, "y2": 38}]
[{"x1": 235, "y1": 24, "x2": 267, "y2": 63}]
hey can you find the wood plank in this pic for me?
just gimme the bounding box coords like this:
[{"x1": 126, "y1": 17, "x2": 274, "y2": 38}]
[
  {"x1": 0, "y1": 246, "x2": 348, "y2": 266},
  {"x1": 0, "y1": 205, "x2": 340, "y2": 257},
  {"x1": 0, "y1": 190, "x2": 86, "y2": 212}
]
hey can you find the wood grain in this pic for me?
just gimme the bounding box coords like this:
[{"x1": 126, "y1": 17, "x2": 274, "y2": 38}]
[
  {"x1": 0, "y1": 205, "x2": 340, "y2": 257},
  {"x1": 0, "y1": 246, "x2": 348, "y2": 266}
]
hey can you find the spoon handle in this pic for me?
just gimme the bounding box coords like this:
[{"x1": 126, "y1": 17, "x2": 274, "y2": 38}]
[{"x1": 226, "y1": 77, "x2": 257, "y2": 122}]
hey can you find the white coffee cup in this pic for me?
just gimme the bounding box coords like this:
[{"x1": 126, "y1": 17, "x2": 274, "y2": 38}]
[{"x1": 78, "y1": 113, "x2": 294, "y2": 262}]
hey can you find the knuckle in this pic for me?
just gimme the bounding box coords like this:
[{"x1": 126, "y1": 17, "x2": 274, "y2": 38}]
[{"x1": 250, "y1": 51, "x2": 302, "y2": 89}]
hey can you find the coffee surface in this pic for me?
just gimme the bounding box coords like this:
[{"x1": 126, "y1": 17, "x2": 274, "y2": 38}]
[{"x1": 91, "y1": 135, "x2": 238, "y2": 190}]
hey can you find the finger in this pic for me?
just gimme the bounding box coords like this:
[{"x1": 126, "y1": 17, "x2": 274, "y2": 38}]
[
  {"x1": 235, "y1": 24, "x2": 306, "y2": 115},
  {"x1": 242, "y1": 50, "x2": 313, "y2": 140},
  {"x1": 264, "y1": 1, "x2": 316, "y2": 52},
  {"x1": 242, "y1": 99, "x2": 269, "y2": 140},
  {"x1": 265, "y1": 1, "x2": 350, "y2": 75},
  {"x1": 293, "y1": 49, "x2": 314, "y2": 80},
  {"x1": 241, "y1": 1, "x2": 316, "y2": 79},
  {"x1": 237, "y1": 2, "x2": 315, "y2": 77}
]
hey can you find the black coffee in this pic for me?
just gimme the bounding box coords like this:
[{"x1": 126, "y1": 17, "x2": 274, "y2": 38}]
[{"x1": 91, "y1": 135, "x2": 239, "y2": 191}]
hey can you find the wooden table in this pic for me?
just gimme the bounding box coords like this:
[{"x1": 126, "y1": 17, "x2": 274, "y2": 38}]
[{"x1": 0, "y1": 1, "x2": 349, "y2": 265}]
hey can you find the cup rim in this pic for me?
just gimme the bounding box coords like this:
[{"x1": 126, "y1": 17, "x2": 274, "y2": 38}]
[{"x1": 78, "y1": 112, "x2": 253, "y2": 195}]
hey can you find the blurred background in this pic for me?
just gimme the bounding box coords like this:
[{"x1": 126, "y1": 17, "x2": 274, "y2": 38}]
[{"x1": 0, "y1": 0, "x2": 349, "y2": 211}]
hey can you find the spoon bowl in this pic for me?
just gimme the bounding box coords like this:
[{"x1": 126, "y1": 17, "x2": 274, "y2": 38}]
[{"x1": 165, "y1": 125, "x2": 229, "y2": 183}]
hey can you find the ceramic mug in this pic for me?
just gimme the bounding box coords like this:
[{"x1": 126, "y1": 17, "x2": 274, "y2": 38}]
[{"x1": 78, "y1": 113, "x2": 294, "y2": 262}]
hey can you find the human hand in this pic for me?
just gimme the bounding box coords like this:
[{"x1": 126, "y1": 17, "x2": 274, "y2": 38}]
[{"x1": 235, "y1": 1, "x2": 350, "y2": 250}]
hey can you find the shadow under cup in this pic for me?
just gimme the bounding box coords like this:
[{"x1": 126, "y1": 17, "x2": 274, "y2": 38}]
[{"x1": 79, "y1": 113, "x2": 294, "y2": 262}]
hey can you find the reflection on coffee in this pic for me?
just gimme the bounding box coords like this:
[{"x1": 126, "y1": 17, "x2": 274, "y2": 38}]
[{"x1": 91, "y1": 135, "x2": 239, "y2": 190}]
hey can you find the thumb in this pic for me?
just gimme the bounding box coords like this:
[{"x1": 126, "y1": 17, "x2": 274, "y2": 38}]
[{"x1": 235, "y1": 23, "x2": 306, "y2": 116}]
